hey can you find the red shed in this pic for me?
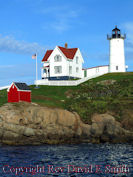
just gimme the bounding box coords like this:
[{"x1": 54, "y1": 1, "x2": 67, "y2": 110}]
[{"x1": 7, "y1": 82, "x2": 31, "y2": 103}]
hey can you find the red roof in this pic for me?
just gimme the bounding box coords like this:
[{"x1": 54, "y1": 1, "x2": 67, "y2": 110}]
[
  {"x1": 58, "y1": 46, "x2": 78, "y2": 59},
  {"x1": 42, "y1": 50, "x2": 53, "y2": 62},
  {"x1": 42, "y1": 46, "x2": 78, "y2": 62}
]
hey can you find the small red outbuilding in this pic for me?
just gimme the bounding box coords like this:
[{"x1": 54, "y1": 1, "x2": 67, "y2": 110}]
[{"x1": 7, "y1": 82, "x2": 31, "y2": 103}]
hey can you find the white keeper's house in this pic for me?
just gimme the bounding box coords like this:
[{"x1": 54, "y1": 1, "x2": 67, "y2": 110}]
[
  {"x1": 38, "y1": 26, "x2": 128, "y2": 85},
  {"x1": 41, "y1": 43, "x2": 84, "y2": 80}
]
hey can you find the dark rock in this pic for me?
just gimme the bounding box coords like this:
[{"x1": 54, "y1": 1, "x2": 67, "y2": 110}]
[{"x1": 0, "y1": 102, "x2": 133, "y2": 145}]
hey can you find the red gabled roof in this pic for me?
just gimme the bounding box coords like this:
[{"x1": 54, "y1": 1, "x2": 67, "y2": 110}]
[
  {"x1": 42, "y1": 50, "x2": 53, "y2": 62},
  {"x1": 58, "y1": 46, "x2": 78, "y2": 59},
  {"x1": 42, "y1": 46, "x2": 78, "y2": 62}
]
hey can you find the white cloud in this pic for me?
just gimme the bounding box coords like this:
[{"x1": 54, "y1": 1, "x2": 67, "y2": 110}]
[
  {"x1": 119, "y1": 22, "x2": 133, "y2": 63},
  {"x1": 122, "y1": 22, "x2": 133, "y2": 33},
  {"x1": 0, "y1": 35, "x2": 47, "y2": 55},
  {"x1": 120, "y1": 22, "x2": 133, "y2": 63},
  {"x1": 0, "y1": 65, "x2": 15, "y2": 68},
  {"x1": 122, "y1": 22, "x2": 133, "y2": 48},
  {"x1": 41, "y1": 6, "x2": 79, "y2": 32}
]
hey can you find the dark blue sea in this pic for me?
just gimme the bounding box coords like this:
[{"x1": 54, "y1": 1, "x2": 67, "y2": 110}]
[{"x1": 0, "y1": 143, "x2": 133, "y2": 177}]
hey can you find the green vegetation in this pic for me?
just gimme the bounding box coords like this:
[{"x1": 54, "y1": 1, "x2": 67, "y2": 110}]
[
  {"x1": 30, "y1": 85, "x2": 79, "y2": 108},
  {"x1": 88, "y1": 72, "x2": 133, "y2": 83},
  {"x1": 66, "y1": 79, "x2": 133, "y2": 123},
  {"x1": 0, "y1": 89, "x2": 7, "y2": 107},
  {"x1": 0, "y1": 72, "x2": 133, "y2": 125}
]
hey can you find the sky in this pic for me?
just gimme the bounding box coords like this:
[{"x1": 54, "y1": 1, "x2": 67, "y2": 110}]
[{"x1": 0, "y1": 0, "x2": 133, "y2": 86}]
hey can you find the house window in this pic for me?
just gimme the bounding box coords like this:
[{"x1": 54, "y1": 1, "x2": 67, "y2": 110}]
[
  {"x1": 116, "y1": 66, "x2": 118, "y2": 70},
  {"x1": 43, "y1": 69, "x2": 46, "y2": 74},
  {"x1": 54, "y1": 66, "x2": 62, "y2": 74},
  {"x1": 76, "y1": 56, "x2": 79, "y2": 64},
  {"x1": 54, "y1": 55, "x2": 62, "y2": 62},
  {"x1": 69, "y1": 66, "x2": 72, "y2": 74},
  {"x1": 76, "y1": 67, "x2": 79, "y2": 73}
]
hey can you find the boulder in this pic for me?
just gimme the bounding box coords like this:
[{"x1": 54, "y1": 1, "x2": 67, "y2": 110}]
[
  {"x1": 0, "y1": 102, "x2": 133, "y2": 145},
  {"x1": 0, "y1": 102, "x2": 88, "y2": 145},
  {"x1": 91, "y1": 113, "x2": 133, "y2": 143}
]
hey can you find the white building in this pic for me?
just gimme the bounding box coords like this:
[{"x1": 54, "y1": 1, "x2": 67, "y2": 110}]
[
  {"x1": 41, "y1": 44, "x2": 84, "y2": 80},
  {"x1": 83, "y1": 26, "x2": 127, "y2": 77},
  {"x1": 38, "y1": 26, "x2": 127, "y2": 85},
  {"x1": 83, "y1": 65, "x2": 109, "y2": 78},
  {"x1": 107, "y1": 26, "x2": 127, "y2": 72}
]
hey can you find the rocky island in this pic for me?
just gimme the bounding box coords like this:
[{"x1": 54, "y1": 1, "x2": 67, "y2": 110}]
[{"x1": 0, "y1": 102, "x2": 133, "y2": 145}]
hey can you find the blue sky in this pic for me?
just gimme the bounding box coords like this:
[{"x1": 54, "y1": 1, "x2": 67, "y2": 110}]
[{"x1": 0, "y1": 0, "x2": 133, "y2": 86}]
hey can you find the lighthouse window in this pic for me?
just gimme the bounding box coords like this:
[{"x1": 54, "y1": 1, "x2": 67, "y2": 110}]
[{"x1": 116, "y1": 66, "x2": 118, "y2": 70}]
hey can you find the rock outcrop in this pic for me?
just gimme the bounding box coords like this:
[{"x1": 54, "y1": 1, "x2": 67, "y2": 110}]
[{"x1": 0, "y1": 102, "x2": 132, "y2": 145}]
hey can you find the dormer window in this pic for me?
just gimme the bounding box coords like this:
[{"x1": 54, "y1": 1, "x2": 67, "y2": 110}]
[
  {"x1": 54, "y1": 55, "x2": 62, "y2": 62},
  {"x1": 76, "y1": 56, "x2": 79, "y2": 64}
]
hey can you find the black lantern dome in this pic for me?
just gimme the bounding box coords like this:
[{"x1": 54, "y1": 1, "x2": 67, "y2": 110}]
[
  {"x1": 112, "y1": 26, "x2": 121, "y2": 38},
  {"x1": 107, "y1": 26, "x2": 126, "y2": 40}
]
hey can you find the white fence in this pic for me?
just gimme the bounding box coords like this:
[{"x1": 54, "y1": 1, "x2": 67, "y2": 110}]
[
  {"x1": 0, "y1": 86, "x2": 10, "y2": 90},
  {"x1": 0, "y1": 73, "x2": 104, "y2": 90},
  {"x1": 35, "y1": 73, "x2": 104, "y2": 86}
]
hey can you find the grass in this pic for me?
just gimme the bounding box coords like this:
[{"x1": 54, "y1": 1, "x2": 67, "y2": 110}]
[
  {"x1": 0, "y1": 89, "x2": 7, "y2": 107},
  {"x1": 88, "y1": 72, "x2": 133, "y2": 83},
  {"x1": 0, "y1": 72, "x2": 133, "y2": 109},
  {"x1": 30, "y1": 85, "x2": 80, "y2": 108}
]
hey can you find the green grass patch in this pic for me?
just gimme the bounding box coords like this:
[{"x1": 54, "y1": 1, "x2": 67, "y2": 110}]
[
  {"x1": 0, "y1": 89, "x2": 7, "y2": 107},
  {"x1": 30, "y1": 85, "x2": 80, "y2": 108},
  {"x1": 87, "y1": 72, "x2": 133, "y2": 83},
  {"x1": 0, "y1": 72, "x2": 133, "y2": 119}
]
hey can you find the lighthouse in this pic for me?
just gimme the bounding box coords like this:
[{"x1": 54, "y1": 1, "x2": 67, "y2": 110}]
[{"x1": 107, "y1": 26, "x2": 126, "y2": 72}]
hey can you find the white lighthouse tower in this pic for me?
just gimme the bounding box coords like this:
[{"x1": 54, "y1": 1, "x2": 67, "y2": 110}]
[{"x1": 107, "y1": 26, "x2": 126, "y2": 72}]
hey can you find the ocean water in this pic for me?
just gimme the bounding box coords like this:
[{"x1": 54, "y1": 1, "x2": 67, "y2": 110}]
[{"x1": 0, "y1": 143, "x2": 132, "y2": 177}]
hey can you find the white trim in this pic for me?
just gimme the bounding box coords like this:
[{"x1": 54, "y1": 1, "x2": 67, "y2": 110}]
[
  {"x1": 7, "y1": 82, "x2": 31, "y2": 92},
  {"x1": 42, "y1": 46, "x2": 83, "y2": 63},
  {"x1": 57, "y1": 46, "x2": 80, "y2": 61},
  {"x1": 0, "y1": 85, "x2": 10, "y2": 91},
  {"x1": 57, "y1": 46, "x2": 68, "y2": 61},
  {"x1": 67, "y1": 58, "x2": 74, "y2": 61},
  {"x1": 18, "y1": 90, "x2": 31, "y2": 92},
  {"x1": 42, "y1": 61, "x2": 49, "y2": 63},
  {"x1": 77, "y1": 48, "x2": 84, "y2": 63},
  {"x1": 7, "y1": 82, "x2": 14, "y2": 92},
  {"x1": 35, "y1": 73, "x2": 105, "y2": 86}
]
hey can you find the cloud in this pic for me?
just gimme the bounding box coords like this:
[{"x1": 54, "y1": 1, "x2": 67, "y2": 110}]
[
  {"x1": 125, "y1": 41, "x2": 133, "y2": 49},
  {"x1": 41, "y1": 6, "x2": 79, "y2": 32},
  {"x1": 0, "y1": 35, "x2": 47, "y2": 55},
  {"x1": 0, "y1": 65, "x2": 15, "y2": 68},
  {"x1": 0, "y1": 63, "x2": 39, "y2": 87},
  {"x1": 122, "y1": 22, "x2": 133, "y2": 33},
  {"x1": 121, "y1": 22, "x2": 133, "y2": 59},
  {"x1": 122, "y1": 22, "x2": 133, "y2": 44}
]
